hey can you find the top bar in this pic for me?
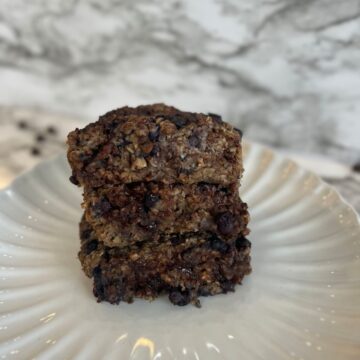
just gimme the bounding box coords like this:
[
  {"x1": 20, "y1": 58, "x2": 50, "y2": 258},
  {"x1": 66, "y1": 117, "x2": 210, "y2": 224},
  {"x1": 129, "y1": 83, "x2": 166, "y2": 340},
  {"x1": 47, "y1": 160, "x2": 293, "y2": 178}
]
[{"x1": 67, "y1": 104, "x2": 243, "y2": 187}]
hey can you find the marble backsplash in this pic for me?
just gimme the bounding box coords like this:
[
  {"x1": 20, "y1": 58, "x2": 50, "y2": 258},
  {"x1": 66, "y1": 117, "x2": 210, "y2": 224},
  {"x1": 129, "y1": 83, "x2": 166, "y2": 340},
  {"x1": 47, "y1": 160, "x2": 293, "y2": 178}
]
[{"x1": 0, "y1": 0, "x2": 359, "y2": 164}]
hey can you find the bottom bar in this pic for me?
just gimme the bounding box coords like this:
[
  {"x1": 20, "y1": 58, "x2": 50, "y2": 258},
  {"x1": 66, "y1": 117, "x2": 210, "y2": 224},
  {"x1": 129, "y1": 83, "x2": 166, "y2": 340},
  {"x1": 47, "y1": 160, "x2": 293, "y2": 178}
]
[{"x1": 78, "y1": 216, "x2": 251, "y2": 307}]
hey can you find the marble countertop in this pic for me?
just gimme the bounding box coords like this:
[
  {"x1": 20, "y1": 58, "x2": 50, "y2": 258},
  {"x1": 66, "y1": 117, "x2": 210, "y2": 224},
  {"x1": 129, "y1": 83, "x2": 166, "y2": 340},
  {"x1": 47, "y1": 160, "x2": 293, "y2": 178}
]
[{"x1": 0, "y1": 0, "x2": 359, "y2": 211}]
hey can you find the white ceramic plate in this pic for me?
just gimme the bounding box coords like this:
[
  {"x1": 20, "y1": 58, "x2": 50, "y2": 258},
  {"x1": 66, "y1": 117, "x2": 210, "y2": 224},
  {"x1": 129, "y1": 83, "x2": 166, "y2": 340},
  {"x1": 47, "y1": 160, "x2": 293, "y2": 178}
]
[{"x1": 0, "y1": 141, "x2": 359, "y2": 360}]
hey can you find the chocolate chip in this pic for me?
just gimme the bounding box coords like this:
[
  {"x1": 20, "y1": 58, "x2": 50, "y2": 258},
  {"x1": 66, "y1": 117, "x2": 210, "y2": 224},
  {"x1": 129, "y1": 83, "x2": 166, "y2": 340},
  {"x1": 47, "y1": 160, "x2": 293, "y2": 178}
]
[
  {"x1": 79, "y1": 153, "x2": 91, "y2": 162},
  {"x1": 168, "y1": 115, "x2": 187, "y2": 129},
  {"x1": 353, "y1": 162, "x2": 360, "y2": 173},
  {"x1": 209, "y1": 235, "x2": 230, "y2": 254},
  {"x1": 208, "y1": 113, "x2": 223, "y2": 123},
  {"x1": 36, "y1": 134, "x2": 46, "y2": 142},
  {"x1": 17, "y1": 120, "x2": 28, "y2": 129},
  {"x1": 92, "y1": 198, "x2": 112, "y2": 217},
  {"x1": 104, "y1": 121, "x2": 118, "y2": 135},
  {"x1": 103, "y1": 250, "x2": 111, "y2": 262},
  {"x1": 235, "y1": 236, "x2": 251, "y2": 251},
  {"x1": 93, "y1": 266, "x2": 105, "y2": 299},
  {"x1": 234, "y1": 127, "x2": 243, "y2": 137},
  {"x1": 188, "y1": 134, "x2": 200, "y2": 147},
  {"x1": 170, "y1": 234, "x2": 185, "y2": 246},
  {"x1": 80, "y1": 228, "x2": 92, "y2": 241},
  {"x1": 31, "y1": 147, "x2": 41, "y2": 156},
  {"x1": 69, "y1": 174, "x2": 80, "y2": 185},
  {"x1": 150, "y1": 143, "x2": 160, "y2": 157},
  {"x1": 220, "y1": 187, "x2": 229, "y2": 194},
  {"x1": 216, "y1": 212, "x2": 235, "y2": 235},
  {"x1": 148, "y1": 276, "x2": 162, "y2": 291},
  {"x1": 198, "y1": 288, "x2": 211, "y2": 297},
  {"x1": 117, "y1": 138, "x2": 131, "y2": 148},
  {"x1": 85, "y1": 240, "x2": 98, "y2": 254},
  {"x1": 169, "y1": 289, "x2": 190, "y2": 306},
  {"x1": 221, "y1": 281, "x2": 235, "y2": 293},
  {"x1": 47, "y1": 126, "x2": 57, "y2": 135},
  {"x1": 144, "y1": 193, "x2": 160, "y2": 210},
  {"x1": 198, "y1": 182, "x2": 211, "y2": 193},
  {"x1": 93, "y1": 266, "x2": 101, "y2": 277},
  {"x1": 148, "y1": 125, "x2": 160, "y2": 141}
]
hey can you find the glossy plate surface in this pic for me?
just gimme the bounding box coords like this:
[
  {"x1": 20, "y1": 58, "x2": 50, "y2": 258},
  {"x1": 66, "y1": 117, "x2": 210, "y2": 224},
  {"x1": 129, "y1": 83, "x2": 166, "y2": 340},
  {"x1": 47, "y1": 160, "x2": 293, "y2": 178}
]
[{"x1": 0, "y1": 141, "x2": 359, "y2": 360}]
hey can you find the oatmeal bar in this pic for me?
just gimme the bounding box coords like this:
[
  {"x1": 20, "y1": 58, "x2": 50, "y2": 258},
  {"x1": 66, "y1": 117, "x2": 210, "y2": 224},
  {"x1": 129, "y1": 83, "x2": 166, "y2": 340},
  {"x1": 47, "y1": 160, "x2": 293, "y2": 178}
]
[
  {"x1": 67, "y1": 104, "x2": 243, "y2": 187},
  {"x1": 83, "y1": 182, "x2": 250, "y2": 247},
  {"x1": 79, "y1": 217, "x2": 252, "y2": 306}
]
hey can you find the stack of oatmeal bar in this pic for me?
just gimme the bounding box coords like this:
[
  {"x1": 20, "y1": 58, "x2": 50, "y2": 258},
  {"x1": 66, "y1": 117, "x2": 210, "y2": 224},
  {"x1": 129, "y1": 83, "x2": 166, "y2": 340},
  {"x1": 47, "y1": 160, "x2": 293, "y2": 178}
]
[{"x1": 67, "y1": 104, "x2": 251, "y2": 306}]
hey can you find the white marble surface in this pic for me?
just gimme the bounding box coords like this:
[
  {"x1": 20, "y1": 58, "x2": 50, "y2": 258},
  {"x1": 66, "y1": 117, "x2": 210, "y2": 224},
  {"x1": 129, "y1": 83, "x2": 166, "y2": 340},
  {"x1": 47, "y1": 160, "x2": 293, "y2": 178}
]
[{"x1": 0, "y1": 0, "x2": 359, "y2": 209}]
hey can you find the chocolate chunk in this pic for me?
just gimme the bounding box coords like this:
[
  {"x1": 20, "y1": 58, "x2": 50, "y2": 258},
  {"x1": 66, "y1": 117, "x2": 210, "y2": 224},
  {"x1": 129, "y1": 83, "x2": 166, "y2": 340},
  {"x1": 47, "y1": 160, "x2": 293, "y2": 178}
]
[
  {"x1": 235, "y1": 236, "x2": 251, "y2": 251},
  {"x1": 169, "y1": 289, "x2": 190, "y2": 306},
  {"x1": 150, "y1": 143, "x2": 160, "y2": 157},
  {"x1": 148, "y1": 126, "x2": 160, "y2": 141},
  {"x1": 168, "y1": 115, "x2": 187, "y2": 129},
  {"x1": 93, "y1": 266, "x2": 105, "y2": 298},
  {"x1": 147, "y1": 277, "x2": 162, "y2": 291},
  {"x1": 117, "y1": 138, "x2": 131, "y2": 148},
  {"x1": 80, "y1": 228, "x2": 92, "y2": 241},
  {"x1": 188, "y1": 134, "x2": 200, "y2": 148},
  {"x1": 217, "y1": 212, "x2": 235, "y2": 235},
  {"x1": 220, "y1": 187, "x2": 229, "y2": 194},
  {"x1": 208, "y1": 113, "x2": 223, "y2": 123},
  {"x1": 170, "y1": 234, "x2": 185, "y2": 246},
  {"x1": 102, "y1": 249, "x2": 111, "y2": 262},
  {"x1": 198, "y1": 182, "x2": 211, "y2": 193},
  {"x1": 104, "y1": 121, "x2": 119, "y2": 135},
  {"x1": 209, "y1": 235, "x2": 230, "y2": 254},
  {"x1": 69, "y1": 174, "x2": 80, "y2": 185},
  {"x1": 221, "y1": 281, "x2": 235, "y2": 293},
  {"x1": 92, "y1": 198, "x2": 112, "y2": 217},
  {"x1": 234, "y1": 127, "x2": 243, "y2": 137},
  {"x1": 144, "y1": 193, "x2": 160, "y2": 210},
  {"x1": 79, "y1": 153, "x2": 92, "y2": 163},
  {"x1": 86, "y1": 240, "x2": 99, "y2": 254},
  {"x1": 198, "y1": 288, "x2": 211, "y2": 297}
]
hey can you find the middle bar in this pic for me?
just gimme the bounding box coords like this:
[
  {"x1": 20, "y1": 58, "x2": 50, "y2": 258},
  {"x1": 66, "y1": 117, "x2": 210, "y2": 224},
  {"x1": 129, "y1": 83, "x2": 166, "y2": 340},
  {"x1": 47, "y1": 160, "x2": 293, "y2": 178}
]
[{"x1": 82, "y1": 182, "x2": 250, "y2": 248}]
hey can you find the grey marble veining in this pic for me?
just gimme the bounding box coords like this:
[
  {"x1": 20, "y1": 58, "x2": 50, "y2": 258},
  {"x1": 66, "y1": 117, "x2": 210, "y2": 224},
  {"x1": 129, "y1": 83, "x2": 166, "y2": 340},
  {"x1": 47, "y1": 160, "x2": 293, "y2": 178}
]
[{"x1": 0, "y1": 0, "x2": 359, "y2": 164}]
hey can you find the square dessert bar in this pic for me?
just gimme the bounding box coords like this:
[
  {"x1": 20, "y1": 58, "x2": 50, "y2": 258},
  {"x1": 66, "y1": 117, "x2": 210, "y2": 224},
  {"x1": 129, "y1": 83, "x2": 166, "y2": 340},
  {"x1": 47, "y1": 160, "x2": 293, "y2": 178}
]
[
  {"x1": 79, "y1": 216, "x2": 251, "y2": 306},
  {"x1": 68, "y1": 103, "x2": 251, "y2": 306},
  {"x1": 82, "y1": 182, "x2": 250, "y2": 247},
  {"x1": 67, "y1": 104, "x2": 243, "y2": 187}
]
